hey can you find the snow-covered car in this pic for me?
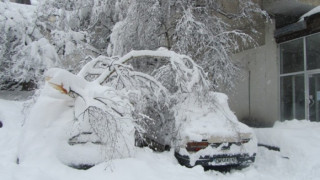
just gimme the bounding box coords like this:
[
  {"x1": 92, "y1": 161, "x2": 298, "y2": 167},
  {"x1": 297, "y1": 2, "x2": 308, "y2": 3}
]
[
  {"x1": 173, "y1": 93, "x2": 257, "y2": 169},
  {"x1": 17, "y1": 68, "x2": 135, "y2": 169}
]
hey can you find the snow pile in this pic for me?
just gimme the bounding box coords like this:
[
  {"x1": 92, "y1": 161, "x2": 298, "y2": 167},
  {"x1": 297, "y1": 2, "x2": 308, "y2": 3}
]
[
  {"x1": 254, "y1": 120, "x2": 320, "y2": 179},
  {"x1": 17, "y1": 86, "x2": 77, "y2": 164},
  {"x1": 300, "y1": 5, "x2": 320, "y2": 21}
]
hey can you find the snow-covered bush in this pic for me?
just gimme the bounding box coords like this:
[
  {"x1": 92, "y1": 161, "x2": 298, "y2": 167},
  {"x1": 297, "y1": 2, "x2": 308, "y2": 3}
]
[
  {"x1": 35, "y1": 0, "x2": 98, "y2": 72},
  {"x1": 11, "y1": 38, "x2": 61, "y2": 88},
  {"x1": 0, "y1": 1, "x2": 88, "y2": 90},
  {"x1": 0, "y1": 2, "x2": 45, "y2": 90},
  {"x1": 0, "y1": 1, "x2": 117, "y2": 90}
]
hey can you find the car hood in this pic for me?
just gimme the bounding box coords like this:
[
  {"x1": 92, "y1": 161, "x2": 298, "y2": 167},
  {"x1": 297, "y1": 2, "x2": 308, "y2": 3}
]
[
  {"x1": 175, "y1": 92, "x2": 254, "y2": 144},
  {"x1": 181, "y1": 110, "x2": 253, "y2": 142}
]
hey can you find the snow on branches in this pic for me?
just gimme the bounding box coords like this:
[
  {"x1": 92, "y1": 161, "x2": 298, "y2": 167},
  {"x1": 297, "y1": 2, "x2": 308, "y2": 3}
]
[
  {"x1": 44, "y1": 48, "x2": 210, "y2": 158},
  {"x1": 109, "y1": 0, "x2": 269, "y2": 90},
  {"x1": 1, "y1": 0, "x2": 267, "y2": 91},
  {"x1": 80, "y1": 48, "x2": 209, "y2": 93}
]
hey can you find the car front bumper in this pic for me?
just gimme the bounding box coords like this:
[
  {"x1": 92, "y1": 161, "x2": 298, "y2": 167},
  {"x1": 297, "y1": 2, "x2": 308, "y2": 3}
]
[{"x1": 174, "y1": 151, "x2": 256, "y2": 168}]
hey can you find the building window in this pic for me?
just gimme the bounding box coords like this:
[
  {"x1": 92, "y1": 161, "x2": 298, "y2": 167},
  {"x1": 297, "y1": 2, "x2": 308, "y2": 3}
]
[
  {"x1": 280, "y1": 33, "x2": 320, "y2": 122},
  {"x1": 280, "y1": 39, "x2": 304, "y2": 74},
  {"x1": 306, "y1": 33, "x2": 320, "y2": 70}
]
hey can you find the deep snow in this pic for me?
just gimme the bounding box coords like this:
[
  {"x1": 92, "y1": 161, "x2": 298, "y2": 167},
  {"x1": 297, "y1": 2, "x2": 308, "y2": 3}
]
[{"x1": 1, "y1": 98, "x2": 320, "y2": 180}]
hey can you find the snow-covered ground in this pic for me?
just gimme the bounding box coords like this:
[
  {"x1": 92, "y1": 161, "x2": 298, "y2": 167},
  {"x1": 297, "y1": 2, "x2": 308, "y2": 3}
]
[{"x1": 1, "y1": 98, "x2": 320, "y2": 180}]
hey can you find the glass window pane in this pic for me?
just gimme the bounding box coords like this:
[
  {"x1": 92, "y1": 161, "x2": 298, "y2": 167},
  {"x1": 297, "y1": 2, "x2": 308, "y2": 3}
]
[
  {"x1": 280, "y1": 39, "x2": 304, "y2": 74},
  {"x1": 309, "y1": 74, "x2": 320, "y2": 122},
  {"x1": 281, "y1": 75, "x2": 305, "y2": 121},
  {"x1": 307, "y1": 33, "x2": 320, "y2": 70},
  {"x1": 281, "y1": 76, "x2": 293, "y2": 120}
]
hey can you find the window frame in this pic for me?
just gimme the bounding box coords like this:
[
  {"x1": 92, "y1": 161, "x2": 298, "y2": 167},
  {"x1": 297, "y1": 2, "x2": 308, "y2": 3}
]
[{"x1": 279, "y1": 32, "x2": 320, "y2": 121}]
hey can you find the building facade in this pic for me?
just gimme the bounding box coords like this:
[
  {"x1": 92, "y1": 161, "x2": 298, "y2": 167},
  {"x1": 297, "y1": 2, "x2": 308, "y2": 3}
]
[{"x1": 228, "y1": 0, "x2": 320, "y2": 126}]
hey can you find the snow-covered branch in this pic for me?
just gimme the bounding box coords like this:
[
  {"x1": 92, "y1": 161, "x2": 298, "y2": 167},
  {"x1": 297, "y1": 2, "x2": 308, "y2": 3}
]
[{"x1": 109, "y1": 0, "x2": 268, "y2": 90}]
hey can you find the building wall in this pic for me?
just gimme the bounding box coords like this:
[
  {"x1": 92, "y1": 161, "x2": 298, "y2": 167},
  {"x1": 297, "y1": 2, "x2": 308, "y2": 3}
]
[{"x1": 227, "y1": 21, "x2": 279, "y2": 127}]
